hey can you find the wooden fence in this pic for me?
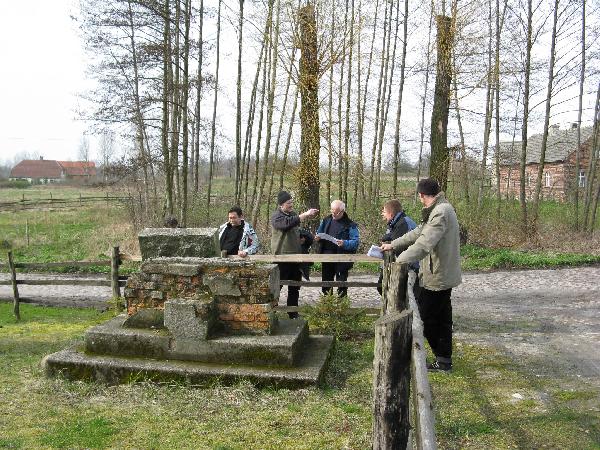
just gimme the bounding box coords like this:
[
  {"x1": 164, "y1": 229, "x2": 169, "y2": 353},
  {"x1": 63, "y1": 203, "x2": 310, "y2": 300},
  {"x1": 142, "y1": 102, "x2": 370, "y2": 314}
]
[
  {"x1": 0, "y1": 247, "x2": 124, "y2": 315},
  {"x1": 1, "y1": 250, "x2": 436, "y2": 448},
  {"x1": 0, "y1": 193, "x2": 132, "y2": 211}
]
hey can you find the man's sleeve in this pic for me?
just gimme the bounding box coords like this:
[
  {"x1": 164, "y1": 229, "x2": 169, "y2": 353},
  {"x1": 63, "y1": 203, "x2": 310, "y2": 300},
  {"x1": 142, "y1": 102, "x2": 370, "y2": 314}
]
[
  {"x1": 394, "y1": 210, "x2": 447, "y2": 264},
  {"x1": 382, "y1": 219, "x2": 409, "y2": 242},
  {"x1": 245, "y1": 225, "x2": 260, "y2": 255},
  {"x1": 271, "y1": 212, "x2": 300, "y2": 231},
  {"x1": 390, "y1": 223, "x2": 422, "y2": 252},
  {"x1": 343, "y1": 224, "x2": 360, "y2": 251}
]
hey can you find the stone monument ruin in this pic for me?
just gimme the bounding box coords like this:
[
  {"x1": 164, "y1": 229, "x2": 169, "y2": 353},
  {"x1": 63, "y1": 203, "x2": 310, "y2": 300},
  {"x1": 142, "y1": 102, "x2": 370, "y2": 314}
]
[{"x1": 42, "y1": 228, "x2": 333, "y2": 386}]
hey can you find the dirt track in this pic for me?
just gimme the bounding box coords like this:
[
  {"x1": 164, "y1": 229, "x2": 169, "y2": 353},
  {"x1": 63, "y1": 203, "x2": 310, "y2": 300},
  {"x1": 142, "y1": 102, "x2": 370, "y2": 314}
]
[{"x1": 2, "y1": 266, "x2": 599, "y2": 385}]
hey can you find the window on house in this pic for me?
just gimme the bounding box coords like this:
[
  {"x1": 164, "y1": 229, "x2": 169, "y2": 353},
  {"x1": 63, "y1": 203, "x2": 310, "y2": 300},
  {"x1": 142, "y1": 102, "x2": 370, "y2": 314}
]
[
  {"x1": 544, "y1": 172, "x2": 552, "y2": 187},
  {"x1": 579, "y1": 170, "x2": 586, "y2": 188},
  {"x1": 526, "y1": 173, "x2": 531, "y2": 186}
]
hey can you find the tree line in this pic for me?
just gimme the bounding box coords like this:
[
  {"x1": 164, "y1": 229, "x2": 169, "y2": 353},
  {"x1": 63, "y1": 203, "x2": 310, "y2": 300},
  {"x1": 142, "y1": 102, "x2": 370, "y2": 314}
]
[{"x1": 78, "y1": 0, "x2": 600, "y2": 234}]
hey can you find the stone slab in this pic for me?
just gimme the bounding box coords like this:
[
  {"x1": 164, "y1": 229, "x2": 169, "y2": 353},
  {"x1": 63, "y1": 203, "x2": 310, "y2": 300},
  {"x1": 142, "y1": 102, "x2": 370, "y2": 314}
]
[
  {"x1": 42, "y1": 335, "x2": 334, "y2": 388},
  {"x1": 164, "y1": 299, "x2": 214, "y2": 341},
  {"x1": 138, "y1": 228, "x2": 219, "y2": 260},
  {"x1": 85, "y1": 315, "x2": 309, "y2": 367}
]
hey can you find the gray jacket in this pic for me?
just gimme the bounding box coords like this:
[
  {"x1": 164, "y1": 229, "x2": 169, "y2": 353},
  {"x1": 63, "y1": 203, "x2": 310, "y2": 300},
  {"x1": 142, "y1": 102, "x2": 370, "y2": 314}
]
[
  {"x1": 270, "y1": 208, "x2": 302, "y2": 254},
  {"x1": 391, "y1": 192, "x2": 462, "y2": 291}
]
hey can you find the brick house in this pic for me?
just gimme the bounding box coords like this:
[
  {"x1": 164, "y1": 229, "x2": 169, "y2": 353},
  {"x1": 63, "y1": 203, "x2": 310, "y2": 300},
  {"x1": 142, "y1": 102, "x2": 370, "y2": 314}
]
[
  {"x1": 496, "y1": 124, "x2": 596, "y2": 201},
  {"x1": 10, "y1": 158, "x2": 97, "y2": 184}
]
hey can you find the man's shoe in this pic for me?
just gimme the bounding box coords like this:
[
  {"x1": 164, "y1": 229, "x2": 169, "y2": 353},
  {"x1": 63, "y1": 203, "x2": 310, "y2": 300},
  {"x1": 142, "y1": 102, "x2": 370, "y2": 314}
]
[{"x1": 427, "y1": 360, "x2": 452, "y2": 372}]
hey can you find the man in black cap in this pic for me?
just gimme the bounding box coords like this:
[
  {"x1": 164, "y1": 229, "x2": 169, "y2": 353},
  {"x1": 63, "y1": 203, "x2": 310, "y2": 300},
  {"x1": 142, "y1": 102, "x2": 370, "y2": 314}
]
[
  {"x1": 381, "y1": 178, "x2": 461, "y2": 372},
  {"x1": 271, "y1": 191, "x2": 319, "y2": 318}
]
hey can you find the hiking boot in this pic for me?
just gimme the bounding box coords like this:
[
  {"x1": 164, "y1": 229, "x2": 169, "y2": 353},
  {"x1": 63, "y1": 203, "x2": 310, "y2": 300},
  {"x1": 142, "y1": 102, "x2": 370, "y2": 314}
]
[{"x1": 427, "y1": 360, "x2": 452, "y2": 372}]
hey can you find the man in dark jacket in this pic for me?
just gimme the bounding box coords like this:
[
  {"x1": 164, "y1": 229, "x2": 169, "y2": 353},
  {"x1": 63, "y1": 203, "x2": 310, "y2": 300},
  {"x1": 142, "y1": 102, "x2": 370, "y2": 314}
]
[
  {"x1": 377, "y1": 199, "x2": 418, "y2": 295},
  {"x1": 315, "y1": 200, "x2": 360, "y2": 298},
  {"x1": 271, "y1": 191, "x2": 319, "y2": 318}
]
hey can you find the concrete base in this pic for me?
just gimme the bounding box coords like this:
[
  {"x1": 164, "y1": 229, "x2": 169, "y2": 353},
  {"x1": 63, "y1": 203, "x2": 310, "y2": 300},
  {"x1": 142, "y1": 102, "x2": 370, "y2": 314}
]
[
  {"x1": 42, "y1": 335, "x2": 334, "y2": 388},
  {"x1": 85, "y1": 316, "x2": 309, "y2": 367}
]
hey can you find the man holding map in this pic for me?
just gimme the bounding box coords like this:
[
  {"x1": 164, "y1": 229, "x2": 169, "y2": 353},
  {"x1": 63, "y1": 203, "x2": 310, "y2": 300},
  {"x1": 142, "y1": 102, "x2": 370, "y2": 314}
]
[{"x1": 315, "y1": 200, "x2": 360, "y2": 298}]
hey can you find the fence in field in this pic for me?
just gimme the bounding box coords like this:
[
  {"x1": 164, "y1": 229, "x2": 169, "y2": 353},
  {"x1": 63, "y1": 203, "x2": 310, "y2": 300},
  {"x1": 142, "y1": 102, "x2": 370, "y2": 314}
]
[
  {"x1": 0, "y1": 193, "x2": 132, "y2": 211},
  {"x1": 1, "y1": 250, "x2": 436, "y2": 448}
]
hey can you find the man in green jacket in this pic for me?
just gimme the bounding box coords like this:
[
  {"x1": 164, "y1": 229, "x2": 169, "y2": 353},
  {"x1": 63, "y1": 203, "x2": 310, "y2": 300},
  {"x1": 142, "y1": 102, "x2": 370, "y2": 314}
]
[
  {"x1": 381, "y1": 178, "x2": 461, "y2": 371},
  {"x1": 271, "y1": 191, "x2": 319, "y2": 318}
]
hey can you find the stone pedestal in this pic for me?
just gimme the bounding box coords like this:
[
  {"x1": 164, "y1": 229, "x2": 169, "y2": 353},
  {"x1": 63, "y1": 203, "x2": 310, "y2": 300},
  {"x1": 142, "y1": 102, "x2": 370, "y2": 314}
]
[{"x1": 42, "y1": 251, "x2": 333, "y2": 387}]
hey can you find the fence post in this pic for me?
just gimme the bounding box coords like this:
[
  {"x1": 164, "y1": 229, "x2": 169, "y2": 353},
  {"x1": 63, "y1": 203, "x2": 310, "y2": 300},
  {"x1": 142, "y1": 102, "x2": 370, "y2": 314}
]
[
  {"x1": 25, "y1": 219, "x2": 30, "y2": 246},
  {"x1": 111, "y1": 246, "x2": 121, "y2": 298},
  {"x1": 372, "y1": 309, "x2": 413, "y2": 449},
  {"x1": 7, "y1": 251, "x2": 21, "y2": 321},
  {"x1": 79, "y1": 193, "x2": 82, "y2": 206}
]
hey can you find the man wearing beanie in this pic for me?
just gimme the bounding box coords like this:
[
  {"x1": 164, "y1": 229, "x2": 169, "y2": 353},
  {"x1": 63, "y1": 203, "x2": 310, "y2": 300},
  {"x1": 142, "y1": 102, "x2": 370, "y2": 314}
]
[
  {"x1": 271, "y1": 191, "x2": 319, "y2": 318},
  {"x1": 381, "y1": 178, "x2": 461, "y2": 372}
]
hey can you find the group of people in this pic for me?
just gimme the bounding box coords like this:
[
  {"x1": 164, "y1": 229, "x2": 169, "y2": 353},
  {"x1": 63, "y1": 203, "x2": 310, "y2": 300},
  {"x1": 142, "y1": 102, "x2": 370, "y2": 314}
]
[{"x1": 188, "y1": 177, "x2": 461, "y2": 372}]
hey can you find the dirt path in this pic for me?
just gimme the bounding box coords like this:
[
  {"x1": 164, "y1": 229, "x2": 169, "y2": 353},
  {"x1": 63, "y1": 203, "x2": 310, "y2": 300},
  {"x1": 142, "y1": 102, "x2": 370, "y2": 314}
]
[{"x1": 2, "y1": 266, "x2": 599, "y2": 385}]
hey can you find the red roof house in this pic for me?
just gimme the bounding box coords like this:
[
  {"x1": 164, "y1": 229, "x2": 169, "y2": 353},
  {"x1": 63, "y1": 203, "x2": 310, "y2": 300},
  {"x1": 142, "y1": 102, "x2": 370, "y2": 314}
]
[{"x1": 9, "y1": 158, "x2": 96, "y2": 184}]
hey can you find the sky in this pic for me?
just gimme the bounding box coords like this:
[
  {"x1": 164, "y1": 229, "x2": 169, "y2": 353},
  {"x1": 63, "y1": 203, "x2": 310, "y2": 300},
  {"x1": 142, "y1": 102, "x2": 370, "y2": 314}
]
[{"x1": 1, "y1": 0, "x2": 89, "y2": 165}]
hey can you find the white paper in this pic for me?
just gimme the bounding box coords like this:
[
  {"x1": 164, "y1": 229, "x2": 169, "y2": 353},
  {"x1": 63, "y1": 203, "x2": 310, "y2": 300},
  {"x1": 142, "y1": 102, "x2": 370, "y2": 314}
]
[
  {"x1": 367, "y1": 245, "x2": 384, "y2": 259},
  {"x1": 316, "y1": 233, "x2": 339, "y2": 244}
]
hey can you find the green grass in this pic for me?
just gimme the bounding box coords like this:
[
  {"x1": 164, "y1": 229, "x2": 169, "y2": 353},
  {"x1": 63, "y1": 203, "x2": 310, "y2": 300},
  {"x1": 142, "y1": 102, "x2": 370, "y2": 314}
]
[
  {"x1": 1, "y1": 303, "x2": 599, "y2": 448},
  {"x1": 461, "y1": 244, "x2": 600, "y2": 271}
]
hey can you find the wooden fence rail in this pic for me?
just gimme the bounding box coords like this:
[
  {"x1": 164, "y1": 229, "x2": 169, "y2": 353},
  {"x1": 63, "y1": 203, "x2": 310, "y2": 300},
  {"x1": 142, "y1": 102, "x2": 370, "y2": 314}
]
[{"x1": 2, "y1": 247, "x2": 123, "y2": 318}]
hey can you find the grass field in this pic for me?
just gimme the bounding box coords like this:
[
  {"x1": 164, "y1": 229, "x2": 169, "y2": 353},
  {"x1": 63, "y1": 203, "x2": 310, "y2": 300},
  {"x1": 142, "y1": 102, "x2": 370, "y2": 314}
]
[{"x1": 1, "y1": 303, "x2": 598, "y2": 449}]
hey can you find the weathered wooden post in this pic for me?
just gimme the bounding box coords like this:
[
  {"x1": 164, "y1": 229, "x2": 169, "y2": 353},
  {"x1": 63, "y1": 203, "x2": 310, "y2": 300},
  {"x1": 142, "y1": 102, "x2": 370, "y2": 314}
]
[
  {"x1": 7, "y1": 251, "x2": 20, "y2": 321},
  {"x1": 373, "y1": 260, "x2": 412, "y2": 448},
  {"x1": 373, "y1": 308, "x2": 413, "y2": 449},
  {"x1": 111, "y1": 246, "x2": 121, "y2": 299},
  {"x1": 25, "y1": 219, "x2": 30, "y2": 246}
]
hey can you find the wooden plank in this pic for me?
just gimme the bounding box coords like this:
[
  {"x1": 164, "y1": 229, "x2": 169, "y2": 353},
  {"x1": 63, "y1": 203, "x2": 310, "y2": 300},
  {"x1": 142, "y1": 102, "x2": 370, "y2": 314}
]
[
  {"x1": 15, "y1": 279, "x2": 113, "y2": 287},
  {"x1": 229, "y1": 254, "x2": 382, "y2": 263},
  {"x1": 12, "y1": 260, "x2": 112, "y2": 269},
  {"x1": 409, "y1": 294, "x2": 437, "y2": 450},
  {"x1": 280, "y1": 280, "x2": 379, "y2": 287},
  {"x1": 372, "y1": 309, "x2": 413, "y2": 449},
  {"x1": 7, "y1": 251, "x2": 20, "y2": 320}
]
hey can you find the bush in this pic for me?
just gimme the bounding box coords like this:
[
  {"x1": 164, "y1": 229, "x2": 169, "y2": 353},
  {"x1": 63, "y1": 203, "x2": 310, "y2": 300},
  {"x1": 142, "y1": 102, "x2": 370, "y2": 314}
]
[
  {"x1": 0, "y1": 180, "x2": 31, "y2": 189},
  {"x1": 301, "y1": 293, "x2": 373, "y2": 339}
]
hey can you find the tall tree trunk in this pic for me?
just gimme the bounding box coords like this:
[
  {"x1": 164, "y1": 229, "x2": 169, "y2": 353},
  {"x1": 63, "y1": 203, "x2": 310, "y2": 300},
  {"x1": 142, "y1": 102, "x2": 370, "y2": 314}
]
[
  {"x1": 235, "y1": 0, "x2": 245, "y2": 204},
  {"x1": 193, "y1": 0, "x2": 204, "y2": 193},
  {"x1": 392, "y1": 0, "x2": 409, "y2": 198},
  {"x1": 532, "y1": 0, "x2": 559, "y2": 227},
  {"x1": 519, "y1": 0, "x2": 533, "y2": 236},
  {"x1": 375, "y1": 0, "x2": 399, "y2": 199},
  {"x1": 343, "y1": 0, "x2": 355, "y2": 205},
  {"x1": 415, "y1": 0, "x2": 435, "y2": 202},
  {"x1": 368, "y1": 0, "x2": 390, "y2": 199},
  {"x1": 206, "y1": 0, "x2": 222, "y2": 223},
  {"x1": 429, "y1": 15, "x2": 454, "y2": 191},
  {"x1": 583, "y1": 83, "x2": 600, "y2": 230},
  {"x1": 171, "y1": 0, "x2": 182, "y2": 214},
  {"x1": 337, "y1": 0, "x2": 348, "y2": 201},
  {"x1": 477, "y1": 0, "x2": 494, "y2": 206},
  {"x1": 356, "y1": 0, "x2": 380, "y2": 204},
  {"x1": 252, "y1": 0, "x2": 281, "y2": 225},
  {"x1": 326, "y1": 5, "x2": 335, "y2": 206},
  {"x1": 574, "y1": 0, "x2": 585, "y2": 230},
  {"x1": 180, "y1": 0, "x2": 191, "y2": 225},
  {"x1": 297, "y1": 4, "x2": 320, "y2": 210},
  {"x1": 162, "y1": 0, "x2": 173, "y2": 214},
  {"x1": 279, "y1": 88, "x2": 300, "y2": 191}
]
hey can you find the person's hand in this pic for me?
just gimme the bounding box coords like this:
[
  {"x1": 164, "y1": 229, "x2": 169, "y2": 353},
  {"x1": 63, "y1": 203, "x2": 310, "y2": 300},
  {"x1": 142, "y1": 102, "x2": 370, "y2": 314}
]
[
  {"x1": 380, "y1": 243, "x2": 393, "y2": 251},
  {"x1": 300, "y1": 208, "x2": 319, "y2": 220},
  {"x1": 336, "y1": 239, "x2": 344, "y2": 247},
  {"x1": 238, "y1": 250, "x2": 248, "y2": 257},
  {"x1": 314, "y1": 235, "x2": 321, "y2": 242}
]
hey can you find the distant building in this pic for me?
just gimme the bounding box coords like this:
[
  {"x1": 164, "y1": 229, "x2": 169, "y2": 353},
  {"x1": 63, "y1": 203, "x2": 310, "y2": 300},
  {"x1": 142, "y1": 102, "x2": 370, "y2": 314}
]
[
  {"x1": 9, "y1": 157, "x2": 97, "y2": 184},
  {"x1": 496, "y1": 123, "x2": 596, "y2": 201}
]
